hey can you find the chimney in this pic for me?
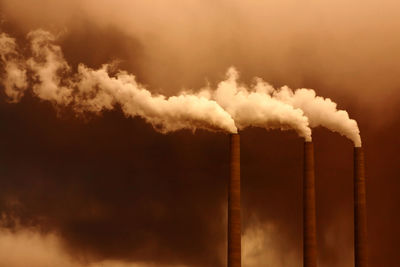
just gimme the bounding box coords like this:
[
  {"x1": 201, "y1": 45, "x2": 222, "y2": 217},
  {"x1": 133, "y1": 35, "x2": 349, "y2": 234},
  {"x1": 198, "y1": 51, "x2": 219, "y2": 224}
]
[
  {"x1": 228, "y1": 133, "x2": 241, "y2": 267},
  {"x1": 354, "y1": 147, "x2": 368, "y2": 267},
  {"x1": 303, "y1": 141, "x2": 317, "y2": 267}
]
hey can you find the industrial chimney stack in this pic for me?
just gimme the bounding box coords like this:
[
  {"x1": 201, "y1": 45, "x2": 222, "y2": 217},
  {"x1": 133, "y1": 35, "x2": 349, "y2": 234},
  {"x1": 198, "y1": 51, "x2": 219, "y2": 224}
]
[
  {"x1": 354, "y1": 147, "x2": 368, "y2": 267},
  {"x1": 303, "y1": 141, "x2": 317, "y2": 267},
  {"x1": 228, "y1": 133, "x2": 241, "y2": 267}
]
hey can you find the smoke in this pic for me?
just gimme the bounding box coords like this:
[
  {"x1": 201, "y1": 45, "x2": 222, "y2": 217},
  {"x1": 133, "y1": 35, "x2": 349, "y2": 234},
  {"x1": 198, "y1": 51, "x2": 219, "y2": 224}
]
[
  {"x1": 201, "y1": 67, "x2": 312, "y2": 140},
  {"x1": 1, "y1": 29, "x2": 364, "y2": 143},
  {"x1": 0, "y1": 215, "x2": 303, "y2": 267},
  {"x1": 0, "y1": 32, "x2": 27, "y2": 102},
  {"x1": 26, "y1": 30, "x2": 73, "y2": 105},
  {"x1": 0, "y1": 223, "x2": 185, "y2": 267},
  {"x1": 273, "y1": 87, "x2": 362, "y2": 147},
  {"x1": 0, "y1": 30, "x2": 238, "y2": 134},
  {"x1": 198, "y1": 67, "x2": 361, "y2": 145},
  {"x1": 242, "y1": 219, "x2": 298, "y2": 267},
  {"x1": 0, "y1": 28, "x2": 362, "y2": 144}
]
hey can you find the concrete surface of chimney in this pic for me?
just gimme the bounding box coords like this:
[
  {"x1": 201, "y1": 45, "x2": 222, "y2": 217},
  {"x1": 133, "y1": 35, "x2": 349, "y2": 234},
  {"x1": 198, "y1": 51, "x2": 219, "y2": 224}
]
[
  {"x1": 303, "y1": 141, "x2": 317, "y2": 267},
  {"x1": 228, "y1": 133, "x2": 241, "y2": 267},
  {"x1": 354, "y1": 147, "x2": 368, "y2": 267}
]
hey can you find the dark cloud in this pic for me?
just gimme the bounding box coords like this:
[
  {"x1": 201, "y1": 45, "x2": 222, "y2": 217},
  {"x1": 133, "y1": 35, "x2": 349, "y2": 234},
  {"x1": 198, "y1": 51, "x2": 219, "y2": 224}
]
[{"x1": 0, "y1": 94, "x2": 230, "y2": 266}]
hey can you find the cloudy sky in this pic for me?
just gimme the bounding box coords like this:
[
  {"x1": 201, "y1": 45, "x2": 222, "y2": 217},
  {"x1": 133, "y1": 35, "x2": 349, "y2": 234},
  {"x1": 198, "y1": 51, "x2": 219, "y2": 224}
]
[{"x1": 0, "y1": 0, "x2": 399, "y2": 266}]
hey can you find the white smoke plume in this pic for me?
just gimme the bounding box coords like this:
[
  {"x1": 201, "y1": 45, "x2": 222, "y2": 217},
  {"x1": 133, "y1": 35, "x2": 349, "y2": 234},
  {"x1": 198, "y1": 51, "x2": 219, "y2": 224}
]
[
  {"x1": 201, "y1": 68, "x2": 312, "y2": 141},
  {"x1": 1, "y1": 30, "x2": 237, "y2": 134},
  {"x1": 0, "y1": 29, "x2": 361, "y2": 143},
  {"x1": 273, "y1": 87, "x2": 362, "y2": 147},
  {"x1": 0, "y1": 33, "x2": 28, "y2": 102}
]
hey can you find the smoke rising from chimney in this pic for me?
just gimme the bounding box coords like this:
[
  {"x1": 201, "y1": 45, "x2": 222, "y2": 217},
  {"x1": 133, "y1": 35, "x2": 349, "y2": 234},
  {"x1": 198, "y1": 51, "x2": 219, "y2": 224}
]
[
  {"x1": 274, "y1": 87, "x2": 362, "y2": 147},
  {"x1": 202, "y1": 68, "x2": 312, "y2": 141},
  {"x1": 0, "y1": 29, "x2": 362, "y2": 144},
  {"x1": 0, "y1": 30, "x2": 238, "y2": 134}
]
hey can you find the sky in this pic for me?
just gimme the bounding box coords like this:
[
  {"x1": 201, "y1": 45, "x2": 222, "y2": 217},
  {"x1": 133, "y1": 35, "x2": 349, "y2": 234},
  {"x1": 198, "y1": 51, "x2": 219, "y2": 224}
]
[{"x1": 0, "y1": 0, "x2": 400, "y2": 266}]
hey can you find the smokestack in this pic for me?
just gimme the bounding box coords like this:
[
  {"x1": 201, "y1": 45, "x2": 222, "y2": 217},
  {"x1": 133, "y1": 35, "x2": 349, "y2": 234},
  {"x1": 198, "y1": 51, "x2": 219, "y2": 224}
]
[
  {"x1": 354, "y1": 147, "x2": 368, "y2": 267},
  {"x1": 303, "y1": 141, "x2": 317, "y2": 267},
  {"x1": 228, "y1": 133, "x2": 241, "y2": 267}
]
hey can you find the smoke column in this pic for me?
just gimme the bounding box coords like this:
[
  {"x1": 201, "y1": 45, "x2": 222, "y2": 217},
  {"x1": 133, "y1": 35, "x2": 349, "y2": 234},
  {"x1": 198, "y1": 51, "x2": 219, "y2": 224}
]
[
  {"x1": 1, "y1": 30, "x2": 321, "y2": 140},
  {"x1": 354, "y1": 147, "x2": 368, "y2": 267},
  {"x1": 228, "y1": 133, "x2": 241, "y2": 267},
  {"x1": 0, "y1": 30, "x2": 238, "y2": 134},
  {"x1": 274, "y1": 87, "x2": 361, "y2": 147},
  {"x1": 202, "y1": 68, "x2": 312, "y2": 141},
  {"x1": 303, "y1": 141, "x2": 317, "y2": 267}
]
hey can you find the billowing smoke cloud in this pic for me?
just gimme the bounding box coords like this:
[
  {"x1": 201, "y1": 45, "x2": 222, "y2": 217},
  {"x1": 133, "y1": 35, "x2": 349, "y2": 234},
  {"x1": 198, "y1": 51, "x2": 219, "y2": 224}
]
[
  {"x1": 0, "y1": 28, "x2": 362, "y2": 144},
  {"x1": 0, "y1": 32, "x2": 27, "y2": 102},
  {"x1": 273, "y1": 87, "x2": 362, "y2": 147},
  {"x1": 1, "y1": 30, "x2": 238, "y2": 134},
  {"x1": 197, "y1": 67, "x2": 360, "y2": 145},
  {"x1": 1, "y1": 29, "x2": 363, "y2": 144},
  {"x1": 201, "y1": 67, "x2": 312, "y2": 141},
  {"x1": 1, "y1": 29, "x2": 325, "y2": 141}
]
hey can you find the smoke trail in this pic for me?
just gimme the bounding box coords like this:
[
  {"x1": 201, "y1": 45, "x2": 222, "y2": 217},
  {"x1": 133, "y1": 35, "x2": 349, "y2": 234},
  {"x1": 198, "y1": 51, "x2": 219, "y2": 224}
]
[
  {"x1": 0, "y1": 33, "x2": 28, "y2": 102},
  {"x1": 0, "y1": 29, "x2": 360, "y2": 143},
  {"x1": 202, "y1": 68, "x2": 312, "y2": 141},
  {"x1": 0, "y1": 30, "x2": 237, "y2": 134},
  {"x1": 273, "y1": 86, "x2": 362, "y2": 147}
]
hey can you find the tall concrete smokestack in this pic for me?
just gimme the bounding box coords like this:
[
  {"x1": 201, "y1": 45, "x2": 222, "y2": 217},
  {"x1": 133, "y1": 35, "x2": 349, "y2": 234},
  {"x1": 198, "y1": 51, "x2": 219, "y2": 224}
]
[
  {"x1": 354, "y1": 147, "x2": 368, "y2": 267},
  {"x1": 228, "y1": 133, "x2": 241, "y2": 267},
  {"x1": 303, "y1": 141, "x2": 317, "y2": 267}
]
